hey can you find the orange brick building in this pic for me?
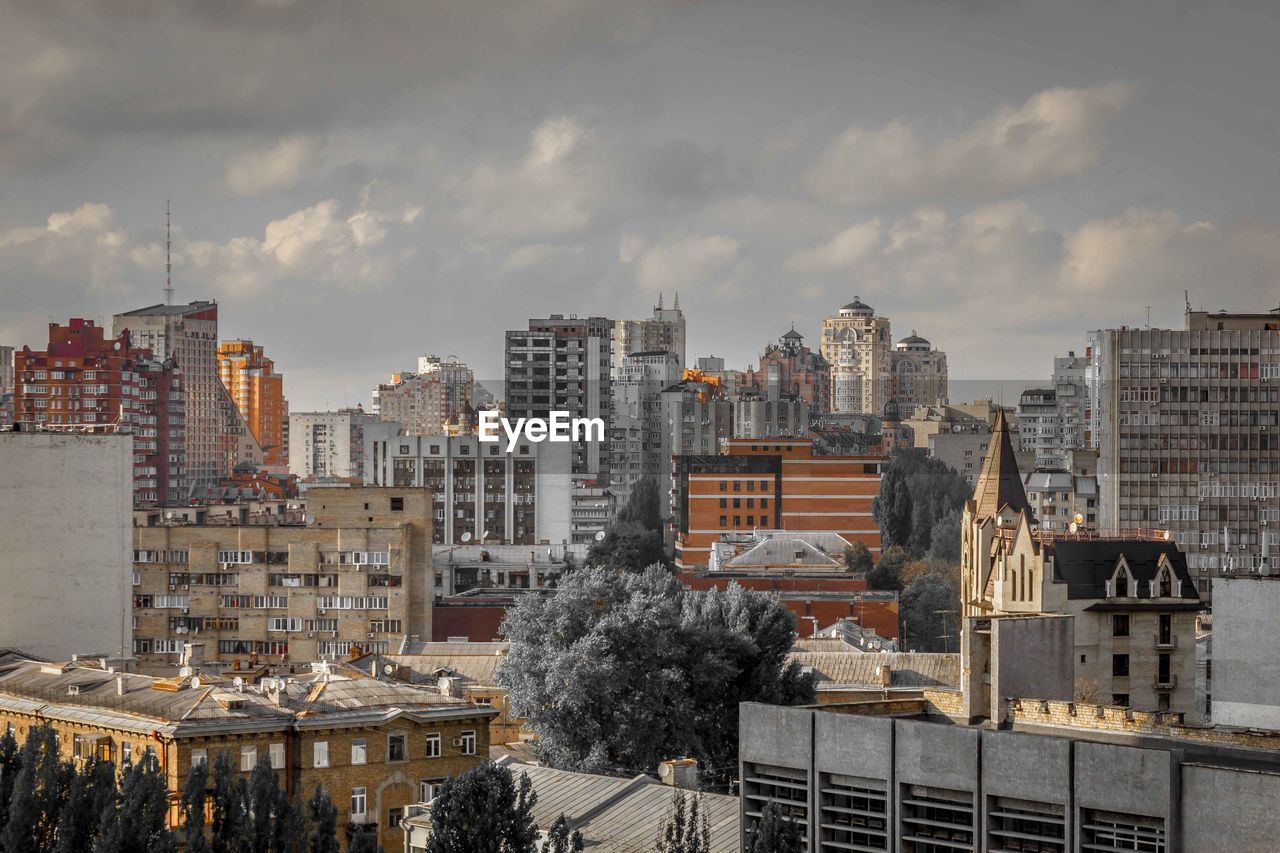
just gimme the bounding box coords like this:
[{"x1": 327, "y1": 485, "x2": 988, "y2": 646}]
[
  {"x1": 218, "y1": 340, "x2": 287, "y2": 467},
  {"x1": 682, "y1": 575, "x2": 899, "y2": 639},
  {"x1": 673, "y1": 437, "x2": 884, "y2": 568}
]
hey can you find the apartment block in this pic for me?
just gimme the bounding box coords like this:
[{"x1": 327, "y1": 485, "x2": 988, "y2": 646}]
[
  {"x1": 610, "y1": 350, "x2": 681, "y2": 505},
  {"x1": 363, "y1": 423, "x2": 573, "y2": 546},
  {"x1": 290, "y1": 408, "x2": 379, "y2": 481},
  {"x1": 0, "y1": 657, "x2": 494, "y2": 853},
  {"x1": 14, "y1": 319, "x2": 186, "y2": 505},
  {"x1": 0, "y1": 432, "x2": 133, "y2": 663},
  {"x1": 218, "y1": 339, "x2": 288, "y2": 467},
  {"x1": 0, "y1": 344, "x2": 12, "y2": 429},
  {"x1": 504, "y1": 315, "x2": 612, "y2": 481},
  {"x1": 612, "y1": 293, "x2": 686, "y2": 371},
  {"x1": 373, "y1": 356, "x2": 476, "y2": 436},
  {"x1": 130, "y1": 486, "x2": 431, "y2": 670},
  {"x1": 115, "y1": 301, "x2": 259, "y2": 489},
  {"x1": 1089, "y1": 309, "x2": 1280, "y2": 596},
  {"x1": 889, "y1": 332, "x2": 948, "y2": 411},
  {"x1": 744, "y1": 329, "x2": 831, "y2": 414},
  {"x1": 1022, "y1": 449, "x2": 1099, "y2": 531},
  {"x1": 1018, "y1": 352, "x2": 1090, "y2": 469},
  {"x1": 674, "y1": 437, "x2": 884, "y2": 568},
  {"x1": 820, "y1": 299, "x2": 891, "y2": 416}
]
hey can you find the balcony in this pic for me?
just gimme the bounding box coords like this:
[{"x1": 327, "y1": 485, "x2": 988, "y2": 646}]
[{"x1": 1154, "y1": 634, "x2": 1177, "y2": 650}]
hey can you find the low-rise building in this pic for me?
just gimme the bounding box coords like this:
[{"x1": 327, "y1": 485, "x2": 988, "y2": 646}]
[{"x1": 0, "y1": 655, "x2": 494, "y2": 853}]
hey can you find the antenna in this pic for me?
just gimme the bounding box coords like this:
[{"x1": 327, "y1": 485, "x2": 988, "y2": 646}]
[{"x1": 164, "y1": 199, "x2": 173, "y2": 306}]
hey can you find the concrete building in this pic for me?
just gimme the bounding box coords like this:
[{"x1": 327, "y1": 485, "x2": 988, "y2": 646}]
[
  {"x1": 674, "y1": 437, "x2": 884, "y2": 568},
  {"x1": 612, "y1": 293, "x2": 687, "y2": 371},
  {"x1": 1089, "y1": 308, "x2": 1280, "y2": 595},
  {"x1": 504, "y1": 315, "x2": 612, "y2": 482},
  {"x1": 131, "y1": 486, "x2": 432, "y2": 671},
  {"x1": 890, "y1": 331, "x2": 948, "y2": 411},
  {"x1": 820, "y1": 298, "x2": 891, "y2": 416},
  {"x1": 0, "y1": 432, "x2": 134, "y2": 663},
  {"x1": 363, "y1": 423, "x2": 573, "y2": 546},
  {"x1": 1019, "y1": 351, "x2": 1092, "y2": 469},
  {"x1": 0, "y1": 344, "x2": 12, "y2": 428},
  {"x1": 115, "y1": 301, "x2": 258, "y2": 489},
  {"x1": 691, "y1": 354, "x2": 746, "y2": 397},
  {"x1": 290, "y1": 408, "x2": 379, "y2": 481},
  {"x1": 14, "y1": 319, "x2": 186, "y2": 505},
  {"x1": 1211, "y1": 575, "x2": 1280, "y2": 728},
  {"x1": 218, "y1": 339, "x2": 287, "y2": 467},
  {"x1": 373, "y1": 356, "x2": 476, "y2": 437},
  {"x1": 744, "y1": 328, "x2": 831, "y2": 414},
  {"x1": 961, "y1": 413, "x2": 1200, "y2": 713},
  {"x1": 1022, "y1": 450, "x2": 1099, "y2": 531},
  {"x1": 610, "y1": 350, "x2": 681, "y2": 505},
  {"x1": 0, "y1": 655, "x2": 494, "y2": 853},
  {"x1": 733, "y1": 395, "x2": 810, "y2": 439}
]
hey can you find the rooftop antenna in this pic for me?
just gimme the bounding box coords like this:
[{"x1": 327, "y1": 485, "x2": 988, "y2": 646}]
[
  {"x1": 1184, "y1": 290, "x2": 1191, "y2": 314},
  {"x1": 164, "y1": 199, "x2": 174, "y2": 306}
]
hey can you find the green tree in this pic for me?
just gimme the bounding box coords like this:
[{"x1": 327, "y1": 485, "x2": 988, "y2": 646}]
[
  {"x1": 0, "y1": 729, "x2": 24, "y2": 842},
  {"x1": 654, "y1": 792, "x2": 709, "y2": 853},
  {"x1": 842, "y1": 542, "x2": 873, "y2": 575},
  {"x1": 347, "y1": 830, "x2": 381, "y2": 853},
  {"x1": 498, "y1": 567, "x2": 812, "y2": 780},
  {"x1": 866, "y1": 546, "x2": 909, "y2": 591},
  {"x1": 618, "y1": 476, "x2": 664, "y2": 532},
  {"x1": 180, "y1": 761, "x2": 213, "y2": 853},
  {"x1": 585, "y1": 521, "x2": 669, "y2": 572},
  {"x1": 901, "y1": 564, "x2": 961, "y2": 652},
  {"x1": 926, "y1": 509, "x2": 962, "y2": 563},
  {"x1": 55, "y1": 755, "x2": 115, "y2": 853},
  {"x1": 545, "y1": 814, "x2": 584, "y2": 853},
  {"x1": 746, "y1": 802, "x2": 803, "y2": 853},
  {"x1": 209, "y1": 751, "x2": 245, "y2": 853},
  {"x1": 94, "y1": 760, "x2": 176, "y2": 853},
  {"x1": 2, "y1": 725, "x2": 73, "y2": 853},
  {"x1": 307, "y1": 784, "x2": 341, "y2": 853},
  {"x1": 424, "y1": 763, "x2": 537, "y2": 853},
  {"x1": 872, "y1": 450, "x2": 970, "y2": 558}
]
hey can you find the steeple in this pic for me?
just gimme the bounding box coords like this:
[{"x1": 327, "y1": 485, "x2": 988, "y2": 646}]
[
  {"x1": 972, "y1": 410, "x2": 1030, "y2": 520},
  {"x1": 657, "y1": 292, "x2": 664, "y2": 310},
  {"x1": 673, "y1": 291, "x2": 680, "y2": 310}
]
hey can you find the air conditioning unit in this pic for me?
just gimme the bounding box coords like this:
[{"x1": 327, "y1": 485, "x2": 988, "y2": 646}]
[
  {"x1": 306, "y1": 632, "x2": 314, "y2": 639},
  {"x1": 451, "y1": 737, "x2": 464, "y2": 747},
  {"x1": 181, "y1": 608, "x2": 189, "y2": 615},
  {"x1": 182, "y1": 584, "x2": 189, "y2": 590},
  {"x1": 366, "y1": 632, "x2": 375, "y2": 639}
]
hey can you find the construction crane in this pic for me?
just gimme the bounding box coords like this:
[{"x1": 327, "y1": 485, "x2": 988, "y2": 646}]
[{"x1": 681, "y1": 368, "x2": 724, "y2": 402}]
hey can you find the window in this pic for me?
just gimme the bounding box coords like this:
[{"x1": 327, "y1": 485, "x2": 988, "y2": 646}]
[
  {"x1": 313, "y1": 741, "x2": 329, "y2": 768},
  {"x1": 351, "y1": 787, "x2": 367, "y2": 818},
  {"x1": 1112, "y1": 614, "x2": 1130, "y2": 637},
  {"x1": 122, "y1": 742, "x2": 132, "y2": 765},
  {"x1": 1157, "y1": 692, "x2": 1170, "y2": 711},
  {"x1": 241, "y1": 745, "x2": 257, "y2": 771},
  {"x1": 388, "y1": 807, "x2": 403, "y2": 829},
  {"x1": 191, "y1": 748, "x2": 207, "y2": 767},
  {"x1": 1112, "y1": 694, "x2": 1129, "y2": 706},
  {"x1": 269, "y1": 742, "x2": 285, "y2": 770},
  {"x1": 388, "y1": 732, "x2": 407, "y2": 762},
  {"x1": 351, "y1": 738, "x2": 367, "y2": 765},
  {"x1": 1112, "y1": 654, "x2": 1130, "y2": 678},
  {"x1": 421, "y1": 778, "x2": 445, "y2": 802},
  {"x1": 390, "y1": 497, "x2": 405, "y2": 512},
  {"x1": 424, "y1": 733, "x2": 441, "y2": 758},
  {"x1": 458, "y1": 730, "x2": 476, "y2": 755}
]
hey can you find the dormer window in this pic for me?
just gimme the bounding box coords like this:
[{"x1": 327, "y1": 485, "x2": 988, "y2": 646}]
[
  {"x1": 1109, "y1": 558, "x2": 1135, "y2": 598},
  {"x1": 1152, "y1": 559, "x2": 1175, "y2": 598}
]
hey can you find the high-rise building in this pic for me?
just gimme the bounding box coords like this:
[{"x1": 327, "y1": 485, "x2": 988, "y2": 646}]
[
  {"x1": 289, "y1": 408, "x2": 378, "y2": 481},
  {"x1": 743, "y1": 328, "x2": 831, "y2": 413},
  {"x1": 612, "y1": 293, "x2": 686, "y2": 373},
  {"x1": 114, "y1": 301, "x2": 259, "y2": 489},
  {"x1": 1, "y1": 344, "x2": 15, "y2": 428},
  {"x1": 820, "y1": 298, "x2": 892, "y2": 415},
  {"x1": 13, "y1": 319, "x2": 186, "y2": 505},
  {"x1": 1018, "y1": 351, "x2": 1089, "y2": 469},
  {"x1": 504, "y1": 315, "x2": 612, "y2": 482},
  {"x1": 218, "y1": 339, "x2": 287, "y2": 467},
  {"x1": 889, "y1": 331, "x2": 948, "y2": 410},
  {"x1": 373, "y1": 356, "x2": 476, "y2": 437},
  {"x1": 1089, "y1": 308, "x2": 1280, "y2": 596},
  {"x1": 610, "y1": 350, "x2": 681, "y2": 505}
]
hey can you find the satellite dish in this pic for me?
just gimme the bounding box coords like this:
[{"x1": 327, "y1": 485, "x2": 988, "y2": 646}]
[
  {"x1": 383, "y1": 664, "x2": 394, "y2": 675},
  {"x1": 179, "y1": 666, "x2": 192, "y2": 678},
  {"x1": 165, "y1": 512, "x2": 175, "y2": 520},
  {"x1": 304, "y1": 514, "x2": 315, "y2": 525},
  {"x1": 594, "y1": 530, "x2": 607, "y2": 542},
  {"x1": 190, "y1": 677, "x2": 201, "y2": 689},
  {"x1": 232, "y1": 676, "x2": 244, "y2": 688},
  {"x1": 461, "y1": 532, "x2": 473, "y2": 543},
  {"x1": 482, "y1": 530, "x2": 490, "y2": 540},
  {"x1": 1074, "y1": 513, "x2": 1084, "y2": 525},
  {"x1": 1069, "y1": 522, "x2": 1079, "y2": 534}
]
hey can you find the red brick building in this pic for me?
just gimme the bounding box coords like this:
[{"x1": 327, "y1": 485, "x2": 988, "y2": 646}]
[
  {"x1": 683, "y1": 574, "x2": 899, "y2": 639},
  {"x1": 14, "y1": 319, "x2": 185, "y2": 505}
]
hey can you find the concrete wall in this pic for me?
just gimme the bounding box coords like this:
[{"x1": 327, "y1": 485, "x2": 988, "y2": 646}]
[
  {"x1": 1182, "y1": 764, "x2": 1280, "y2": 852},
  {"x1": 0, "y1": 433, "x2": 133, "y2": 661},
  {"x1": 991, "y1": 615, "x2": 1074, "y2": 723},
  {"x1": 1073, "y1": 741, "x2": 1178, "y2": 850},
  {"x1": 1212, "y1": 577, "x2": 1280, "y2": 728}
]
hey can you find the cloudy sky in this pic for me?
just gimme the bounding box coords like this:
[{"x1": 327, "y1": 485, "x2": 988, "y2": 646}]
[{"x1": 3, "y1": 0, "x2": 1280, "y2": 409}]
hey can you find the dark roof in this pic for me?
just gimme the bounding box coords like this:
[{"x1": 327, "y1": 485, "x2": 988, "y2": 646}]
[
  {"x1": 115, "y1": 301, "x2": 216, "y2": 317},
  {"x1": 781, "y1": 328, "x2": 804, "y2": 340},
  {"x1": 841, "y1": 298, "x2": 873, "y2": 312},
  {"x1": 1047, "y1": 539, "x2": 1199, "y2": 602},
  {"x1": 897, "y1": 331, "x2": 930, "y2": 346},
  {"x1": 971, "y1": 410, "x2": 1030, "y2": 519}
]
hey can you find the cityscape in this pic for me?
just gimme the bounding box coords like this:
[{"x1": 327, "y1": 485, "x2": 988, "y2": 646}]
[{"x1": 2, "y1": 2, "x2": 1280, "y2": 851}]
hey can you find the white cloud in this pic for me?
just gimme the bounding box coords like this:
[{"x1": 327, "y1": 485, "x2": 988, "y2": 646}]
[
  {"x1": 500, "y1": 242, "x2": 584, "y2": 273},
  {"x1": 224, "y1": 136, "x2": 317, "y2": 196},
  {"x1": 787, "y1": 220, "x2": 883, "y2": 273},
  {"x1": 805, "y1": 82, "x2": 1135, "y2": 206},
  {"x1": 631, "y1": 233, "x2": 746, "y2": 292},
  {"x1": 453, "y1": 116, "x2": 611, "y2": 239},
  {"x1": 617, "y1": 234, "x2": 647, "y2": 264}
]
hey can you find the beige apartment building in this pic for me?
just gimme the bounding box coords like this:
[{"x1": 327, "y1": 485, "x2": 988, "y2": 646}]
[
  {"x1": 820, "y1": 298, "x2": 893, "y2": 416},
  {"x1": 132, "y1": 487, "x2": 431, "y2": 672}
]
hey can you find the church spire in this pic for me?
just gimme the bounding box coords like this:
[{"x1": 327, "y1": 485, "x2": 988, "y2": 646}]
[
  {"x1": 673, "y1": 291, "x2": 680, "y2": 310},
  {"x1": 972, "y1": 410, "x2": 1031, "y2": 520},
  {"x1": 657, "y1": 292, "x2": 664, "y2": 310}
]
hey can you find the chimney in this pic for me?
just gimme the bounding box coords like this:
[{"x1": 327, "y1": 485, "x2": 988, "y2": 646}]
[
  {"x1": 879, "y1": 664, "x2": 892, "y2": 689},
  {"x1": 658, "y1": 758, "x2": 699, "y2": 790},
  {"x1": 182, "y1": 642, "x2": 205, "y2": 669},
  {"x1": 116, "y1": 676, "x2": 126, "y2": 697}
]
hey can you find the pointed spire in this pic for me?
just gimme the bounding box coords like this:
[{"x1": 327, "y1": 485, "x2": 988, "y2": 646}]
[
  {"x1": 972, "y1": 410, "x2": 1031, "y2": 520},
  {"x1": 657, "y1": 291, "x2": 664, "y2": 310},
  {"x1": 673, "y1": 291, "x2": 680, "y2": 310}
]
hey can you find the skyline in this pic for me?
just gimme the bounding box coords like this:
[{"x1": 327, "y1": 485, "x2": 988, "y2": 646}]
[{"x1": 4, "y1": 1, "x2": 1280, "y2": 410}]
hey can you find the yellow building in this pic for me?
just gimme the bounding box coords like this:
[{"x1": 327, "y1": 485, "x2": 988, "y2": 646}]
[
  {"x1": 0, "y1": 656, "x2": 494, "y2": 853},
  {"x1": 218, "y1": 340, "x2": 287, "y2": 467}
]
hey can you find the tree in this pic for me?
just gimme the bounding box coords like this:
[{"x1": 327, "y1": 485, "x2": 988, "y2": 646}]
[
  {"x1": 746, "y1": 803, "x2": 803, "y2": 853},
  {"x1": 866, "y1": 546, "x2": 909, "y2": 591},
  {"x1": 545, "y1": 815, "x2": 584, "y2": 853},
  {"x1": 618, "y1": 476, "x2": 664, "y2": 532},
  {"x1": 0, "y1": 729, "x2": 23, "y2": 841},
  {"x1": 901, "y1": 564, "x2": 960, "y2": 652},
  {"x1": 2, "y1": 725, "x2": 72, "y2": 853},
  {"x1": 926, "y1": 509, "x2": 962, "y2": 563},
  {"x1": 347, "y1": 831, "x2": 381, "y2": 853},
  {"x1": 654, "y1": 792, "x2": 709, "y2": 853},
  {"x1": 180, "y1": 761, "x2": 213, "y2": 853},
  {"x1": 843, "y1": 542, "x2": 873, "y2": 576},
  {"x1": 209, "y1": 751, "x2": 245, "y2": 853},
  {"x1": 872, "y1": 450, "x2": 970, "y2": 558},
  {"x1": 424, "y1": 763, "x2": 537, "y2": 853},
  {"x1": 94, "y1": 760, "x2": 176, "y2": 853},
  {"x1": 498, "y1": 567, "x2": 813, "y2": 780},
  {"x1": 307, "y1": 785, "x2": 341, "y2": 853},
  {"x1": 585, "y1": 520, "x2": 669, "y2": 573},
  {"x1": 55, "y1": 755, "x2": 116, "y2": 853}
]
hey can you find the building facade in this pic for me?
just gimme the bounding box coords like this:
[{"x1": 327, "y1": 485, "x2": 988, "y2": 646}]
[
  {"x1": 744, "y1": 329, "x2": 831, "y2": 413},
  {"x1": 131, "y1": 486, "x2": 432, "y2": 670},
  {"x1": 290, "y1": 408, "x2": 379, "y2": 481},
  {"x1": 374, "y1": 357, "x2": 476, "y2": 437},
  {"x1": 1089, "y1": 309, "x2": 1280, "y2": 596},
  {"x1": 612, "y1": 293, "x2": 686, "y2": 372},
  {"x1": 889, "y1": 332, "x2": 948, "y2": 411},
  {"x1": 218, "y1": 339, "x2": 287, "y2": 467},
  {"x1": 14, "y1": 319, "x2": 186, "y2": 505},
  {"x1": 610, "y1": 350, "x2": 681, "y2": 505},
  {"x1": 0, "y1": 432, "x2": 134, "y2": 663},
  {"x1": 820, "y1": 299, "x2": 892, "y2": 416}
]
